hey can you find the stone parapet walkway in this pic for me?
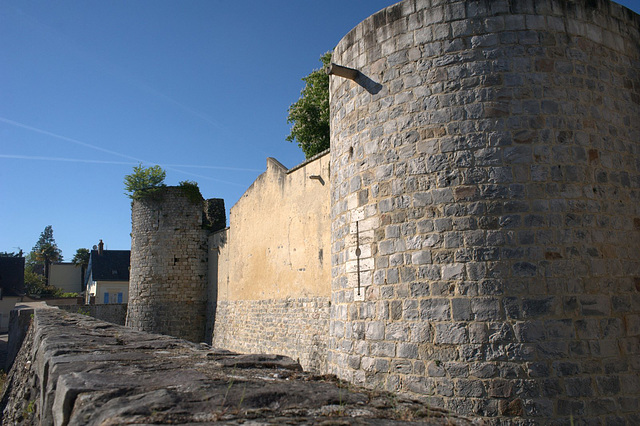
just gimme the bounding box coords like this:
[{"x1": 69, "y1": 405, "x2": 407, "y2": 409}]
[{"x1": 0, "y1": 307, "x2": 476, "y2": 425}]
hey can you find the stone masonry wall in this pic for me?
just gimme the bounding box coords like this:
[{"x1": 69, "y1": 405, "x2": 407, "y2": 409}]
[
  {"x1": 57, "y1": 303, "x2": 127, "y2": 325},
  {"x1": 213, "y1": 297, "x2": 330, "y2": 373},
  {"x1": 329, "y1": 0, "x2": 640, "y2": 423},
  {"x1": 127, "y1": 186, "x2": 209, "y2": 342}
]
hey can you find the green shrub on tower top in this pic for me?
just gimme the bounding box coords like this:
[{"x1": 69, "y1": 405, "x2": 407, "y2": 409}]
[{"x1": 124, "y1": 163, "x2": 166, "y2": 200}]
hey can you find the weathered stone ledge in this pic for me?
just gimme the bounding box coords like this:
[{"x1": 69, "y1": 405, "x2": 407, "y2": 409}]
[{"x1": 0, "y1": 306, "x2": 476, "y2": 425}]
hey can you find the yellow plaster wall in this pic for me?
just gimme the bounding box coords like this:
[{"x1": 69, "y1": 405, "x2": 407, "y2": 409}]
[
  {"x1": 215, "y1": 152, "x2": 330, "y2": 301},
  {"x1": 49, "y1": 263, "x2": 82, "y2": 293}
]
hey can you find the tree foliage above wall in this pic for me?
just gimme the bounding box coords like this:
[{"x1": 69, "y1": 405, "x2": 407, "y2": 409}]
[
  {"x1": 25, "y1": 225, "x2": 63, "y2": 289},
  {"x1": 31, "y1": 225, "x2": 62, "y2": 263},
  {"x1": 124, "y1": 163, "x2": 167, "y2": 200},
  {"x1": 72, "y1": 248, "x2": 90, "y2": 289},
  {"x1": 286, "y1": 52, "x2": 332, "y2": 159}
]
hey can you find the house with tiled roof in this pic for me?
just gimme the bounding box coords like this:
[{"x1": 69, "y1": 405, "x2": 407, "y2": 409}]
[{"x1": 84, "y1": 241, "x2": 130, "y2": 305}]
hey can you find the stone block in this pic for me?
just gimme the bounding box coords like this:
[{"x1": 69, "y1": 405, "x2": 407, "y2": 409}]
[
  {"x1": 471, "y1": 298, "x2": 502, "y2": 321},
  {"x1": 409, "y1": 323, "x2": 431, "y2": 343},
  {"x1": 397, "y1": 343, "x2": 418, "y2": 359},
  {"x1": 385, "y1": 322, "x2": 407, "y2": 341},
  {"x1": 365, "y1": 321, "x2": 384, "y2": 340},
  {"x1": 420, "y1": 298, "x2": 451, "y2": 321},
  {"x1": 468, "y1": 323, "x2": 488, "y2": 344},
  {"x1": 444, "y1": 361, "x2": 469, "y2": 378},
  {"x1": 456, "y1": 379, "x2": 486, "y2": 397},
  {"x1": 514, "y1": 322, "x2": 544, "y2": 343},
  {"x1": 557, "y1": 398, "x2": 585, "y2": 416},
  {"x1": 522, "y1": 297, "x2": 555, "y2": 318},
  {"x1": 565, "y1": 377, "x2": 594, "y2": 397},
  {"x1": 434, "y1": 323, "x2": 468, "y2": 344},
  {"x1": 404, "y1": 375, "x2": 434, "y2": 395},
  {"x1": 625, "y1": 314, "x2": 640, "y2": 336},
  {"x1": 441, "y1": 263, "x2": 464, "y2": 280},
  {"x1": 411, "y1": 250, "x2": 432, "y2": 265},
  {"x1": 596, "y1": 375, "x2": 621, "y2": 396},
  {"x1": 580, "y1": 295, "x2": 611, "y2": 316},
  {"x1": 436, "y1": 378, "x2": 455, "y2": 397},
  {"x1": 451, "y1": 298, "x2": 472, "y2": 321},
  {"x1": 487, "y1": 379, "x2": 513, "y2": 398},
  {"x1": 370, "y1": 341, "x2": 396, "y2": 357},
  {"x1": 391, "y1": 359, "x2": 413, "y2": 374}
]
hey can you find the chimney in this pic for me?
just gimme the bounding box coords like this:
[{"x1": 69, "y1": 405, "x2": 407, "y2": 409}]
[{"x1": 98, "y1": 240, "x2": 104, "y2": 255}]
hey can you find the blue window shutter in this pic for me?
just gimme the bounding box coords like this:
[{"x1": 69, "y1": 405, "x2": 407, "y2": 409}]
[
  {"x1": 117, "y1": 292, "x2": 123, "y2": 303},
  {"x1": 104, "y1": 293, "x2": 109, "y2": 304}
]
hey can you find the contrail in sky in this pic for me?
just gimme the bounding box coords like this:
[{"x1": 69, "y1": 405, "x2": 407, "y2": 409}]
[
  {"x1": 5, "y1": 6, "x2": 272, "y2": 158},
  {"x1": 0, "y1": 117, "x2": 256, "y2": 186},
  {"x1": 0, "y1": 154, "x2": 262, "y2": 172},
  {"x1": 0, "y1": 154, "x2": 135, "y2": 166},
  {"x1": 0, "y1": 116, "x2": 143, "y2": 163}
]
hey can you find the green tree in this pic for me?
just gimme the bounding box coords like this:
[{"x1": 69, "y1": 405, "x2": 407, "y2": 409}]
[
  {"x1": 286, "y1": 52, "x2": 332, "y2": 158},
  {"x1": 23, "y1": 269, "x2": 63, "y2": 298},
  {"x1": 31, "y1": 225, "x2": 62, "y2": 286},
  {"x1": 124, "y1": 163, "x2": 166, "y2": 199},
  {"x1": 72, "y1": 248, "x2": 90, "y2": 290},
  {"x1": 24, "y1": 269, "x2": 46, "y2": 297}
]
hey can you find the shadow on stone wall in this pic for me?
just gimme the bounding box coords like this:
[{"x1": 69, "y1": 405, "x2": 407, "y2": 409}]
[{"x1": 355, "y1": 72, "x2": 382, "y2": 94}]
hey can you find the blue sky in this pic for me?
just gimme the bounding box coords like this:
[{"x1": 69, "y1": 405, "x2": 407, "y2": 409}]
[{"x1": 1, "y1": 0, "x2": 639, "y2": 259}]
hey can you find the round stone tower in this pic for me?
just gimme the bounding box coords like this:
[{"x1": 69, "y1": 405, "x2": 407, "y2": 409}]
[
  {"x1": 126, "y1": 186, "x2": 209, "y2": 342},
  {"x1": 329, "y1": 0, "x2": 640, "y2": 422}
]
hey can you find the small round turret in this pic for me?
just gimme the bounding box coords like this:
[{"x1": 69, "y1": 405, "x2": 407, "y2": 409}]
[{"x1": 126, "y1": 186, "x2": 209, "y2": 342}]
